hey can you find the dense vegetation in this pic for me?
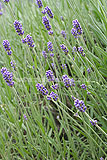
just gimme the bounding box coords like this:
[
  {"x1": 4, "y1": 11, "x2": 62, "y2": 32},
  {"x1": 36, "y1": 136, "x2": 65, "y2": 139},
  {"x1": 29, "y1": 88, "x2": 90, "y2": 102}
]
[{"x1": 0, "y1": 0, "x2": 107, "y2": 159}]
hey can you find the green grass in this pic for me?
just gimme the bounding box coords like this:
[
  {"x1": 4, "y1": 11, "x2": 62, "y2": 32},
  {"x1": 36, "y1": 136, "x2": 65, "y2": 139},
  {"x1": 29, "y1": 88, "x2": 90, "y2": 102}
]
[{"x1": 0, "y1": 0, "x2": 107, "y2": 159}]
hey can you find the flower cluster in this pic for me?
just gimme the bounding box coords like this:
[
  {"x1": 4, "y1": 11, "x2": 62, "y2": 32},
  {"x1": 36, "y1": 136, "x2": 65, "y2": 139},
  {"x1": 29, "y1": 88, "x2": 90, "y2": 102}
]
[
  {"x1": 71, "y1": 78, "x2": 75, "y2": 87},
  {"x1": 47, "y1": 91, "x2": 58, "y2": 101},
  {"x1": 74, "y1": 99, "x2": 87, "y2": 112},
  {"x1": 87, "y1": 68, "x2": 91, "y2": 74},
  {"x1": 36, "y1": 83, "x2": 48, "y2": 95},
  {"x1": 24, "y1": 114, "x2": 27, "y2": 121},
  {"x1": 60, "y1": 44, "x2": 68, "y2": 55},
  {"x1": 4, "y1": 0, "x2": 9, "y2": 3},
  {"x1": 22, "y1": 35, "x2": 34, "y2": 48},
  {"x1": 51, "y1": 84, "x2": 58, "y2": 90},
  {"x1": 36, "y1": 0, "x2": 43, "y2": 8},
  {"x1": 1, "y1": 67, "x2": 14, "y2": 87},
  {"x1": 61, "y1": 30, "x2": 66, "y2": 39},
  {"x1": 90, "y1": 119, "x2": 97, "y2": 126},
  {"x1": 71, "y1": 19, "x2": 82, "y2": 38},
  {"x1": 78, "y1": 46, "x2": 85, "y2": 56},
  {"x1": 14, "y1": 20, "x2": 24, "y2": 36},
  {"x1": 50, "y1": 53, "x2": 54, "y2": 57},
  {"x1": 46, "y1": 70, "x2": 54, "y2": 81},
  {"x1": 81, "y1": 84, "x2": 87, "y2": 90},
  {"x1": 62, "y1": 75, "x2": 71, "y2": 88},
  {"x1": 48, "y1": 30, "x2": 53, "y2": 35},
  {"x1": 42, "y1": 51, "x2": 47, "y2": 58},
  {"x1": 42, "y1": 16, "x2": 51, "y2": 31},
  {"x1": 3, "y1": 40, "x2": 12, "y2": 55},
  {"x1": 10, "y1": 60, "x2": 16, "y2": 71},
  {"x1": 47, "y1": 41, "x2": 53, "y2": 52},
  {"x1": 45, "y1": 6, "x2": 54, "y2": 18},
  {"x1": 42, "y1": 9, "x2": 46, "y2": 14},
  {"x1": 61, "y1": 64, "x2": 67, "y2": 69}
]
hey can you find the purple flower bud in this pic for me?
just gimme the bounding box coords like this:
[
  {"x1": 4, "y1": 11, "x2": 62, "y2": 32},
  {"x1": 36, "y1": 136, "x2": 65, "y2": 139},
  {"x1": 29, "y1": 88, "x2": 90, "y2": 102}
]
[
  {"x1": 42, "y1": 51, "x2": 47, "y2": 58},
  {"x1": 81, "y1": 84, "x2": 87, "y2": 90},
  {"x1": 42, "y1": 16, "x2": 51, "y2": 31},
  {"x1": 1, "y1": 67, "x2": 14, "y2": 87},
  {"x1": 45, "y1": 6, "x2": 53, "y2": 18},
  {"x1": 71, "y1": 28, "x2": 78, "y2": 38},
  {"x1": 4, "y1": 0, "x2": 9, "y2": 3},
  {"x1": 62, "y1": 75, "x2": 71, "y2": 88},
  {"x1": 0, "y1": 12, "x2": 3, "y2": 16},
  {"x1": 36, "y1": 0, "x2": 43, "y2": 8},
  {"x1": 24, "y1": 114, "x2": 27, "y2": 120},
  {"x1": 48, "y1": 30, "x2": 53, "y2": 35},
  {"x1": 61, "y1": 64, "x2": 67, "y2": 69},
  {"x1": 3, "y1": 40, "x2": 12, "y2": 55},
  {"x1": 50, "y1": 53, "x2": 54, "y2": 57},
  {"x1": 46, "y1": 70, "x2": 54, "y2": 81},
  {"x1": 61, "y1": 30, "x2": 66, "y2": 39},
  {"x1": 90, "y1": 120, "x2": 97, "y2": 126},
  {"x1": 87, "y1": 68, "x2": 91, "y2": 74},
  {"x1": 60, "y1": 44, "x2": 68, "y2": 55},
  {"x1": 10, "y1": 60, "x2": 16, "y2": 71},
  {"x1": 51, "y1": 84, "x2": 59, "y2": 90},
  {"x1": 47, "y1": 91, "x2": 58, "y2": 101},
  {"x1": 36, "y1": 83, "x2": 48, "y2": 95},
  {"x1": 14, "y1": 20, "x2": 24, "y2": 36},
  {"x1": 42, "y1": 9, "x2": 46, "y2": 14},
  {"x1": 47, "y1": 41, "x2": 53, "y2": 52},
  {"x1": 74, "y1": 99, "x2": 87, "y2": 112}
]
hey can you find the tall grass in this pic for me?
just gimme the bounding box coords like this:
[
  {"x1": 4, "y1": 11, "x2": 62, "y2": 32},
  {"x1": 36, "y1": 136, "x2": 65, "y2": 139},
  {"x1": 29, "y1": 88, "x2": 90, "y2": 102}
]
[{"x1": 0, "y1": 0, "x2": 107, "y2": 159}]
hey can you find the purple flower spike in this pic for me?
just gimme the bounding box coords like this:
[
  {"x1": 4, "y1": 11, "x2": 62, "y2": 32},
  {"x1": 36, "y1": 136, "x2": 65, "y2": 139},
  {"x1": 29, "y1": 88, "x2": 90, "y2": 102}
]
[
  {"x1": 22, "y1": 35, "x2": 34, "y2": 48},
  {"x1": 3, "y1": 40, "x2": 12, "y2": 55},
  {"x1": 1, "y1": 67, "x2": 14, "y2": 87},
  {"x1": 71, "y1": 19, "x2": 82, "y2": 38},
  {"x1": 46, "y1": 70, "x2": 54, "y2": 81},
  {"x1": 62, "y1": 75, "x2": 71, "y2": 88},
  {"x1": 4, "y1": 0, "x2": 9, "y2": 3},
  {"x1": 90, "y1": 119, "x2": 97, "y2": 126},
  {"x1": 47, "y1": 41, "x2": 53, "y2": 52},
  {"x1": 36, "y1": 83, "x2": 48, "y2": 95},
  {"x1": 47, "y1": 91, "x2": 58, "y2": 101},
  {"x1": 78, "y1": 46, "x2": 85, "y2": 57},
  {"x1": 36, "y1": 0, "x2": 43, "y2": 8},
  {"x1": 61, "y1": 64, "x2": 67, "y2": 69},
  {"x1": 48, "y1": 30, "x2": 53, "y2": 35},
  {"x1": 45, "y1": 6, "x2": 54, "y2": 18},
  {"x1": 14, "y1": 20, "x2": 24, "y2": 36},
  {"x1": 74, "y1": 99, "x2": 87, "y2": 112},
  {"x1": 87, "y1": 68, "x2": 91, "y2": 74},
  {"x1": 10, "y1": 60, "x2": 16, "y2": 71},
  {"x1": 81, "y1": 84, "x2": 87, "y2": 90},
  {"x1": 42, "y1": 16, "x2": 51, "y2": 31},
  {"x1": 60, "y1": 44, "x2": 68, "y2": 55},
  {"x1": 42, "y1": 51, "x2": 47, "y2": 58},
  {"x1": 42, "y1": 9, "x2": 46, "y2": 14},
  {"x1": 24, "y1": 115, "x2": 27, "y2": 120},
  {"x1": 50, "y1": 53, "x2": 54, "y2": 57},
  {"x1": 71, "y1": 28, "x2": 78, "y2": 38},
  {"x1": 51, "y1": 84, "x2": 59, "y2": 90},
  {"x1": 61, "y1": 30, "x2": 66, "y2": 39}
]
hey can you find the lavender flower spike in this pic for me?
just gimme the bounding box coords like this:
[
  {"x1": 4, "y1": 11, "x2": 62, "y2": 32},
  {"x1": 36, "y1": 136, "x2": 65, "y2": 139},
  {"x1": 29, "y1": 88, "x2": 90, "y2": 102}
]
[
  {"x1": 61, "y1": 30, "x2": 66, "y2": 39},
  {"x1": 36, "y1": 0, "x2": 43, "y2": 8},
  {"x1": 1, "y1": 67, "x2": 14, "y2": 87},
  {"x1": 4, "y1": 0, "x2": 9, "y2": 3},
  {"x1": 46, "y1": 70, "x2": 54, "y2": 81},
  {"x1": 47, "y1": 41, "x2": 53, "y2": 52},
  {"x1": 3, "y1": 40, "x2": 12, "y2": 55},
  {"x1": 10, "y1": 60, "x2": 16, "y2": 71},
  {"x1": 42, "y1": 16, "x2": 51, "y2": 31},
  {"x1": 60, "y1": 44, "x2": 68, "y2": 55},
  {"x1": 36, "y1": 83, "x2": 48, "y2": 95},
  {"x1": 14, "y1": 20, "x2": 24, "y2": 36},
  {"x1": 74, "y1": 99, "x2": 87, "y2": 112},
  {"x1": 45, "y1": 6, "x2": 54, "y2": 18},
  {"x1": 47, "y1": 92, "x2": 58, "y2": 101},
  {"x1": 62, "y1": 75, "x2": 71, "y2": 88}
]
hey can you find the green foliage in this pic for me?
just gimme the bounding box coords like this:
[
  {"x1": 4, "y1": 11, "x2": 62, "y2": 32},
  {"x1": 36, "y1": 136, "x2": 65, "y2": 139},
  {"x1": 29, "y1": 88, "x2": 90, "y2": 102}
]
[{"x1": 0, "y1": 0, "x2": 107, "y2": 159}]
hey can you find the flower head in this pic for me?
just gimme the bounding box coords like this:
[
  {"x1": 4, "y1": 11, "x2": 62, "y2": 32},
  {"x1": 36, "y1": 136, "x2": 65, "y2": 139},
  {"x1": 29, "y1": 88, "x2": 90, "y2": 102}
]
[
  {"x1": 42, "y1": 51, "x2": 47, "y2": 58},
  {"x1": 61, "y1": 64, "x2": 67, "y2": 69},
  {"x1": 78, "y1": 46, "x2": 85, "y2": 56},
  {"x1": 51, "y1": 84, "x2": 59, "y2": 90},
  {"x1": 46, "y1": 70, "x2": 54, "y2": 81},
  {"x1": 45, "y1": 6, "x2": 53, "y2": 18},
  {"x1": 81, "y1": 84, "x2": 87, "y2": 90},
  {"x1": 90, "y1": 119, "x2": 97, "y2": 126},
  {"x1": 42, "y1": 16, "x2": 51, "y2": 31},
  {"x1": 3, "y1": 40, "x2": 12, "y2": 55},
  {"x1": 42, "y1": 9, "x2": 46, "y2": 14},
  {"x1": 62, "y1": 75, "x2": 71, "y2": 88},
  {"x1": 74, "y1": 99, "x2": 87, "y2": 112},
  {"x1": 24, "y1": 115, "x2": 27, "y2": 120},
  {"x1": 47, "y1": 91, "x2": 58, "y2": 101},
  {"x1": 1, "y1": 67, "x2": 14, "y2": 87},
  {"x1": 14, "y1": 20, "x2": 24, "y2": 36},
  {"x1": 48, "y1": 30, "x2": 53, "y2": 35},
  {"x1": 71, "y1": 19, "x2": 82, "y2": 38},
  {"x1": 10, "y1": 60, "x2": 16, "y2": 71},
  {"x1": 36, "y1": 0, "x2": 43, "y2": 8},
  {"x1": 60, "y1": 44, "x2": 68, "y2": 55},
  {"x1": 47, "y1": 41, "x2": 53, "y2": 52},
  {"x1": 87, "y1": 68, "x2": 91, "y2": 74},
  {"x1": 22, "y1": 35, "x2": 34, "y2": 48},
  {"x1": 36, "y1": 83, "x2": 48, "y2": 95},
  {"x1": 61, "y1": 30, "x2": 66, "y2": 39},
  {"x1": 4, "y1": 0, "x2": 9, "y2": 3}
]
